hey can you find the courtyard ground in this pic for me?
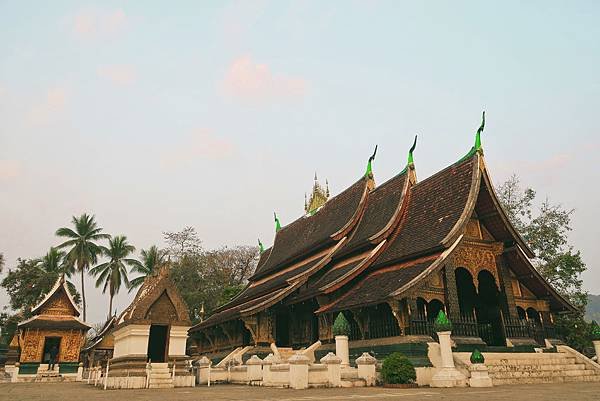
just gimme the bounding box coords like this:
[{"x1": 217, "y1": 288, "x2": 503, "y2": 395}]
[{"x1": 0, "y1": 382, "x2": 598, "y2": 401}]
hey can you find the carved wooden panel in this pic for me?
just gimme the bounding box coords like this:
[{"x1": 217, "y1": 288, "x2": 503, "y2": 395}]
[
  {"x1": 40, "y1": 291, "x2": 75, "y2": 316},
  {"x1": 465, "y1": 219, "x2": 482, "y2": 240},
  {"x1": 20, "y1": 329, "x2": 85, "y2": 363},
  {"x1": 451, "y1": 243, "x2": 503, "y2": 287}
]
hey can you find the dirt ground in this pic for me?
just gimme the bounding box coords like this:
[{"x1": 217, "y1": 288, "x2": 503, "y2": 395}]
[{"x1": 1, "y1": 382, "x2": 598, "y2": 401}]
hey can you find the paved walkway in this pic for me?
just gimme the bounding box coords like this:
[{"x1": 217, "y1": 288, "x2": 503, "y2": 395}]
[{"x1": 0, "y1": 382, "x2": 598, "y2": 401}]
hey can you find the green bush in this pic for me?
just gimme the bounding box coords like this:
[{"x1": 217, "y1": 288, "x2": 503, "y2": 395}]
[
  {"x1": 381, "y1": 352, "x2": 417, "y2": 384},
  {"x1": 433, "y1": 310, "x2": 452, "y2": 332},
  {"x1": 333, "y1": 312, "x2": 350, "y2": 336}
]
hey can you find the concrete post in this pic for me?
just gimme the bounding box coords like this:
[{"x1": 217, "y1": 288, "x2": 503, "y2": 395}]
[
  {"x1": 468, "y1": 364, "x2": 493, "y2": 387},
  {"x1": 196, "y1": 356, "x2": 211, "y2": 385},
  {"x1": 288, "y1": 353, "x2": 310, "y2": 389},
  {"x1": 246, "y1": 355, "x2": 263, "y2": 383},
  {"x1": 75, "y1": 362, "x2": 83, "y2": 381},
  {"x1": 431, "y1": 331, "x2": 466, "y2": 387},
  {"x1": 335, "y1": 335, "x2": 350, "y2": 367},
  {"x1": 261, "y1": 353, "x2": 275, "y2": 386},
  {"x1": 320, "y1": 352, "x2": 342, "y2": 387},
  {"x1": 593, "y1": 340, "x2": 600, "y2": 361},
  {"x1": 11, "y1": 362, "x2": 19, "y2": 383},
  {"x1": 355, "y1": 352, "x2": 377, "y2": 386}
]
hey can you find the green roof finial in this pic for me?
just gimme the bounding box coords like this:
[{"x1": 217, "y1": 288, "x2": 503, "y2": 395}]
[
  {"x1": 365, "y1": 145, "x2": 378, "y2": 178},
  {"x1": 433, "y1": 310, "x2": 453, "y2": 332},
  {"x1": 258, "y1": 238, "x2": 265, "y2": 253},
  {"x1": 470, "y1": 348, "x2": 485, "y2": 364},
  {"x1": 407, "y1": 135, "x2": 417, "y2": 165},
  {"x1": 475, "y1": 111, "x2": 485, "y2": 151},
  {"x1": 274, "y1": 212, "x2": 281, "y2": 232}
]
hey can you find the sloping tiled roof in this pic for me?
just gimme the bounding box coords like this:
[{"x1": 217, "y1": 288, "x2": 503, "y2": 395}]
[
  {"x1": 321, "y1": 255, "x2": 441, "y2": 312},
  {"x1": 252, "y1": 177, "x2": 368, "y2": 280},
  {"x1": 374, "y1": 155, "x2": 477, "y2": 266},
  {"x1": 18, "y1": 315, "x2": 91, "y2": 330},
  {"x1": 30, "y1": 275, "x2": 81, "y2": 317},
  {"x1": 345, "y1": 172, "x2": 407, "y2": 251}
]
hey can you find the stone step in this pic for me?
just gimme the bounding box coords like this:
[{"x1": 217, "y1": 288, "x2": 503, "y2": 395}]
[
  {"x1": 148, "y1": 384, "x2": 174, "y2": 389},
  {"x1": 486, "y1": 357, "x2": 576, "y2": 366},
  {"x1": 493, "y1": 374, "x2": 600, "y2": 386},
  {"x1": 150, "y1": 373, "x2": 172, "y2": 379},
  {"x1": 488, "y1": 363, "x2": 586, "y2": 372},
  {"x1": 341, "y1": 378, "x2": 366, "y2": 388},
  {"x1": 490, "y1": 369, "x2": 597, "y2": 379}
]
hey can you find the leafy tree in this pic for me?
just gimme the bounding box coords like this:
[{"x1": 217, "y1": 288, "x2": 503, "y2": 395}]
[
  {"x1": 163, "y1": 226, "x2": 202, "y2": 259},
  {"x1": 90, "y1": 235, "x2": 137, "y2": 319},
  {"x1": 129, "y1": 245, "x2": 166, "y2": 291},
  {"x1": 496, "y1": 175, "x2": 587, "y2": 309},
  {"x1": 496, "y1": 174, "x2": 589, "y2": 351},
  {"x1": 56, "y1": 213, "x2": 110, "y2": 321},
  {"x1": 0, "y1": 252, "x2": 4, "y2": 273}
]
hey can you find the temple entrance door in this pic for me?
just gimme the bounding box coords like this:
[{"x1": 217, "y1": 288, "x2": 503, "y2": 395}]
[
  {"x1": 42, "y1": 337, "x2": 61, "y2": 363},
  {"x1": 147, "y1": 324, "x2": 169, "y2": 362},
  {"x1": 275, "y1": 312, "x2": 290, "y2": 346},
  {"x1": 477, "y1": 270, "x2": 506, "y2": 346}
]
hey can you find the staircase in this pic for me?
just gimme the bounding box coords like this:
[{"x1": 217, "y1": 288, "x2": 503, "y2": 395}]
[
  {"x1": 148, "y1": 363, "x2": 173, "y2": 389},
  {"x1": 485, "y1": 352, "x2": 600, "y2": 385}
]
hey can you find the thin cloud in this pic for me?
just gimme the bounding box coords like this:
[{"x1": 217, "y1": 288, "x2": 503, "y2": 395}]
[
  {"x1": 160, "y1": 129, "x2": 235, "y2": 169},
  {"x1": 0, "y1": 160, "x2": 22, "y2": 181},
  {"x1": 26, "y1": 87, "x2": 68, "y2": 126},
  {"x1": 222, "y1": 56, "x2": 308, "y2": 102},
  {"x1": 71, "y1": 8, "x2": 127, "y2": 39},
  {"x1": 97, "y1": 65, "x2": 137, "y2": 86}
]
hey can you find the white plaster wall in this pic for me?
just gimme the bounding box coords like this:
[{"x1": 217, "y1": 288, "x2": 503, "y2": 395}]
[
  {"x1": 112, "y1": 324, "x2": 150, "y2": 358},
  {"x1": 168, "y1": 326, "x2": 190, "y2": 357}
]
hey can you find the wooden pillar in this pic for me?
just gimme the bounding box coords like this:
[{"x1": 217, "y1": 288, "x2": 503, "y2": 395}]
[
  {"x1": 496, "y1": 254, "x2": 519, "y2": 320},
  {"x1": 443, "y1": 265, "x2": 461, "y2": 321}
]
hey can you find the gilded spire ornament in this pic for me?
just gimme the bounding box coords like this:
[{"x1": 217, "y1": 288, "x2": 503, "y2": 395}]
[{"x1": 305, "y1": 173, "x2": 329, "y2": 215}]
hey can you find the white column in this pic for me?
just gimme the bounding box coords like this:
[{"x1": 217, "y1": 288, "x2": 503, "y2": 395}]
[
  {"x1": 320, "y1": 352, "x2": 342, "y2": 387},
  {"x1": 76, "y1": 362, "x2": 83, "y2": 381},
  {"x1": 335, "y1": 335, "x2": 350, "y2": 367},
  {"x1": 355, "y1": 352, "x2": 377, "y2": 386},
  {"x1": 11, "y1": 363, "x2": 19, "y2": 383},
  {"x1": 288, "y1": 353, "x2": 310, "y2": 390},
  {"x1": 431, "y1": 331, "x2": 466, "y2": 388}
]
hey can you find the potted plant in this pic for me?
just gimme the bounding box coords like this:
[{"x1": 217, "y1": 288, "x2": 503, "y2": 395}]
[{"x1": 381, "y1": 352, "x2": 417, "y2": 388}]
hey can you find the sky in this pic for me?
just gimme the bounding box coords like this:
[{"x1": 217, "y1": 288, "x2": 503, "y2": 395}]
[{"x1": 1, "y1": 1, "x2": 599, "y2": 325}]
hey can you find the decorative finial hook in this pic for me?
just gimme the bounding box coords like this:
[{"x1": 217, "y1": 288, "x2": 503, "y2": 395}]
[
  {"x1": 274, "y1": 212, "x2": 281, "y2": 232},
  {"x1": 365, "y1": 145, "x2": 378, "y2": 177},
  {"x1": 475, "y1": 111, "x2": 485, "y2": 150},
  {"x1": 408, "y1": 135, "x2": 417, "y2": 165}
]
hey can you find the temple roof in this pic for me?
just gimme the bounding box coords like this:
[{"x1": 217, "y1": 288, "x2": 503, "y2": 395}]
[
  {"x1": 116, "y1": 264, "x2": 191, "y2": 328},
  {"x1": 18, "y1": 315, "x2": 91, "y2": 330},
  {"x1": 81, "y1": 316, "x2": 117, "y2": 352},
  {"x1": 30, "y1": 275, "x2": 80, "y2": 317},
  {"x1": 251, "y1": 176, "x2": 368, "y2": 280}
]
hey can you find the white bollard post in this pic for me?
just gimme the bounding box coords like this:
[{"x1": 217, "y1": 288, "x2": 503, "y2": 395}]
[
  {"x1": 288, "y1": 353, "x2": 310, "y2": 390},
  {"x1": 11, "y1": 363, "x2": 19, "y2": 383},
  {"x1": 320, "y1": 352, "x2": 342, "y2": 387},
  {"x1": 76, "y1": 362, "x2": 83, "y2": 382},
  {"x1": 261, "y1": 353, "x2": 275, "y2": 386},
  {"x1": 335, "y1": 335, "x2": 350, "y2": 368},
  {"x1": 246, "y1": 355, "x2": 263, "y2": 384},
  {"x1": 355, "y1": 352, "x2": 377, "y2": 386},
  {"x1": 196, "y1": 356, "x2": 211, "y2": 385}
]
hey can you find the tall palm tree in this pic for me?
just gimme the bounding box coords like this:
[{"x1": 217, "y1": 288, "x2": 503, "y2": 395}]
[
  {"x1": 128, "y1": 245, "x2": 165, "y2": 291},
  {"x1": 38, "y1": 247, "x2": 68, "y2": 275},
  {"x1": 90, "y1": 235, "x2": 137, "y2": 318},
  {"x1": 56, "y1": 213, "x2": 110, "y2": 321}
]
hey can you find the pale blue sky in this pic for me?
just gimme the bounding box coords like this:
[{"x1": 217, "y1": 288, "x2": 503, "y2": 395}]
[{"x1": 1, "y1": 1, "x2": 599, "y2": 324}]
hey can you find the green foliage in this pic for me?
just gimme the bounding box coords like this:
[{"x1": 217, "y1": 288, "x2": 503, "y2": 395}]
[
  {"x1": 591, "y1": 321, "x2": 600, "y2": 341},
  {"x1": 0, "y1": 252, "x2": 4, "y2": 273},
  {"x1": 0, "y1": 313, "x2": 21, "y2": 345},
  {"x1": 129, "y1": 245, "x2": 166, "y2": 291},
  {"x1": 496, "y1": 176, "x2": 587, "y2": 311},
  {"x1": 90, "y1": 235, "x2": 138, "y2": 318},
  {"x1": 470, "y1": 349, "x2": 485, "y2": 364},
  {"x1": 381, "y1": 352, "x2": 417, "y2": 384},
  {"x1": 554, "y1": 314, "x2": 593, "y2": 353},
  {"x1": 433, "y1": 310, "x2": 452, "y2": 332},
  {"x1": 56, "y1": 213, "x2": 111, "y2": 320},
  {"x1": 332, "y1": 312, "x2": 350, "y2": 336}
]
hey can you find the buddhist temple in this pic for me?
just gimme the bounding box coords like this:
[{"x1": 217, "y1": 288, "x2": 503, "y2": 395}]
[
  {"x1": 189, "y1": 116, "x2": 576, "y2": 364},
  {"x1": 105, "y1": 264, "x2": 194, "y2": 388},
  {"x1": 80, "y1": 315, "x2": 116, "y2": 370},
  {"x1": 16, "y1": 275, "x2": 90, "y2": 376}
]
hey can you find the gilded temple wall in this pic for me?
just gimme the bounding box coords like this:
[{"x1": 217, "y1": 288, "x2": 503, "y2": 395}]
[{"x1": 19, "y1": 328, "x2": 86, "y2": 363}]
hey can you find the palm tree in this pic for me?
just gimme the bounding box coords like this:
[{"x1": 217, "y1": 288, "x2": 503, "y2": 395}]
[
  {"x1": 56, "y1": 213, "x2": 110, "y2": 321},
  {"x1": 38, "y1": 247, "x2": 68, "y2": 275},
  {"x1": 128, "y1": 245, "x2": 165, "y2": 291},
  {"x1": 90, "y1": 235, "x2": 138, "y2": 318}
]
